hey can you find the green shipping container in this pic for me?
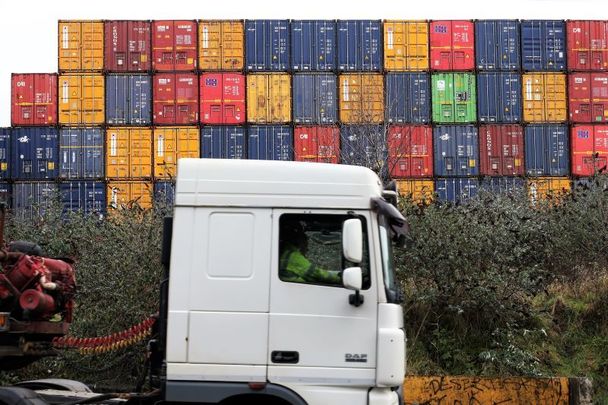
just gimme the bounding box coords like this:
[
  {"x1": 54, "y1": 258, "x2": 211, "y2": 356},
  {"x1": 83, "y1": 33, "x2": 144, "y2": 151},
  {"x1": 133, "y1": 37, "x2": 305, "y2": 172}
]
[{"x1": 432, "y1": 73, "x2": 477, "y2": 123}]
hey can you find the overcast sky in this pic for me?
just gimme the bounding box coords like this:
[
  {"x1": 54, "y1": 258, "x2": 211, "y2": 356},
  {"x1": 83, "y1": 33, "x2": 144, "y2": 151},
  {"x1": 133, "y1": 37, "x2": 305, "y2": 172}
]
[{"x1": 1, "y1": 0, "x2": 607, "y2": 126}]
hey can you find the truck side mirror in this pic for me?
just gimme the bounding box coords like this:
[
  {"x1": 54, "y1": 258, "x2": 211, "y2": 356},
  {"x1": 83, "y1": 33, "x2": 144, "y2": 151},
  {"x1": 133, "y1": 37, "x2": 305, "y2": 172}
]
[
  {"x1": 342, "y1": 267, "x2": 362, "y2": 291},
  {"x1": 342, "y1": 218, "x2": 362, "y2": 264}
]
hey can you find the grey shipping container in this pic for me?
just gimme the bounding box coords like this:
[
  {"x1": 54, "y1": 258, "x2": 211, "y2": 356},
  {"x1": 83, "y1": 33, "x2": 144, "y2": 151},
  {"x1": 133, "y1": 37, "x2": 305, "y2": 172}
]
[
  {"x1": 106, "y1": 74, "x2": 151, "y2": 125},
  {"x1": 340, "y1": 125, "x2": 387, "y2": 170},
  {"x1": 337, "y1": 20, "x2": 382, "y2": 71},
  {"x1": 292, "y1": 73, "x2": 337, "y2": 124},
  {"x1": 525, "y1": 124, "x2": 570, "y2": 176},
  {"x1": 477, "y1": 72, "x2": 522, "y2": 123},
  {"x1": 435, "y1": 177, "x2": 480, "y2": 203},
  {"x1": 521, "y1": 20, "x2": 566, "y2": 71},
  {"x1": 475, "y1": 20, "x2": 521, "y2": 70},
  {"x1": 433, "y1": 125, "x2": 479, "y2": 177},
  {"x1": 291, "y1": 20, "x2": 336, "y2": 71},
  {"x1": 248, "y1": 125, "x2": 293, "y2": 160},
  {"x1": 480, "y1": 177, "x2": 526, "y2": 194},
  {"x1": 154, "y1": 181, "x2": 175, "y2": 206},
  {"x1": 385, "y1": 73, "x2": 430, "y2": 124},
  {"x1": 0, "y1": 182, "x2": 11, "y2": 207},
  {"x1": 0, "y1": 128, "x2": 10, "y2": 180},
  {"x1": 60, "y1": 127, "x2": 104, "y2": 179},
  {"x1": 13, "y1": 182, "x2": 58, "y2": 219},
  {"x1": 11, "y1": 127, "x2": 58, "y2": 180},
  {"x1": 201, "y1": 126, "x2": 246, "y2": 159},
  {"x1": 245, "y1": 20, "x2": 290, "y2": 71},
  {"x1": 60, "y1": 181, "x2": 106, "y2": 216}
]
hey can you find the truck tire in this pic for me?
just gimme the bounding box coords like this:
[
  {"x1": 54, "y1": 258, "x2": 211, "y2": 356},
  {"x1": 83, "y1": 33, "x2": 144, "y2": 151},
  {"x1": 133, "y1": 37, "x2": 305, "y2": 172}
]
[{"x1": 0, "y1": 387, "x2": 47, "y2": 405}]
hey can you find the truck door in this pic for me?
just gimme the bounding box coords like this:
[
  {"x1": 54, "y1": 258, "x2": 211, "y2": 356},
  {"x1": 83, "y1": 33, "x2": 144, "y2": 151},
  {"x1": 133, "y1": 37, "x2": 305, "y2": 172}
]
[{"x1": 268, "y1": 210, "x2": 378, "y2": 386}]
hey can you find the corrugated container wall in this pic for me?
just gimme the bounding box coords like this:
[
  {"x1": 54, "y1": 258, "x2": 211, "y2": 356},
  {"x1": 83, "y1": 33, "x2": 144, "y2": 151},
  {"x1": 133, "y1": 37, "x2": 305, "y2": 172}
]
[
  {"x1": 569, "y1": 73, "x2": 608, "y2": 123},
  {"x1": 105, "y1": 127, "x2": 152, "y2": 179},
  {"x1": 248, "y1": 125, "x2": 293, "y2": 161},
  {"x1": 11, "y1": 74, "x2": 58, "y2": 126},
  {"x1": 431, "y1": 73, "x2": 477, "y2": 123},
  {"x1": 385, "y1": 73, "x2": 430, "y2": 124},
  {"x1": 435, "y1": 178, "x2": 480, "y2": 203},
  {"x1": 0, "y1": 129, "x2": 10, "y2": 180},
  {"x1": 152, "y1": 21, "x2": 197, "y2": 71},
  {"x1": 384, "y1": 21, "x2": 429, "y2": 71},
  {"x1": 246, "y1": 73, "x2": 291, "y2": 123},
  {"x1": 522, "y1": 73, "x2": 567, "y2": 122},
  {"x1": 0, "y1": 182, "x2": 11, "y2": 206},
  {"x1": 154, "y1": 181, "x2": 175, "y2": 206},
  {"x1": 245, "y1": 20, "x2": 290, "y2": 71},
  {"x1": 13, "y1": 182, "x2": 58, "y2": 219},
  {"x1": 521, "y1": 20, "x2": 566, "y2": 71},
  {"x1": 58, "y1": 20, "x2": 104, "y2": 72},
  {"x1": 59, "y1": 128, "x2": 104, "y2": 179},
  {"x1": 480, "y1": 177, "x2": 526, "y2": 195},
  {"x1": 337, "y1": 20, "x2": 382, "y2": 71},
  {"x1": 477, "y1": 72, "x2": 522, "y2": 123},
  {"x1": 58, "y1": 74, "x2": 105, "y2": 125},
  {"x1": 339, "y1": 74, "x2": 384, "y2": 124},
  {"x1": 294, "y1": 126, "x2": 340, "y2": 163},
  {"x1": 107, "y1": 181, "x2": 152, "y2": 210},
  {"x1": 199, "y1": 20, "x2": 244, "y2": 71},
  {"x1": 388, "y1": 125, "x2": 433, "y2": 178},
  {"x1": 340, "y1": 125, "x2": 386, "y2": 167},
  {"x1": 567, "y1": 21, "x2": 608, "y2": 71},
  {"x1": 154, "y1": 127, "x2": 200, "y2": 179},
  {"x1": 475, "y1": 20, "x2": 520, "y2": 70},
  {"x1": 200, "y1": 73, "x2": 246, "y2": 124},
  {"x1": 153, "y1": 73, "x2": 198, "y2": 125},
  {"x1": 106, "y1": 74, "x2": 152, "y2": 125},
  {"x1": 11, "y1": 127, "x2": 58, "y2": 180},
  {"x1": 60, "y1": 181, "x2": 106, "y2": 215},
  {"x1": 201, "y1": 126, "x2": 246, "y2": 159},
  {"x1": 570, "y1": 124, "x2": 608, "y2": 176},
  {"x1": 104, "y1": 21, "x2": 151, "y2": 72},
  {"x1": 525, "y1": 124, "x2": 570, "y2": 176},
  {"x1": 528, "y1": 177, "x2": 571, "y2": 202},
  {"x1": 291, "y1": 20, "x2": 336, "y2": 71},
  {"x1": 433, "y1": 125, "x2": 479, "y2": 176},
  {"x1": 479, "y1": 125, "x2": 524, "y2": 176},
  {"x1": 429, "y1": 21, "x2": 475, "y2": 71},
  {"x1": 292, "y1": 74, "x2": 337, "y2": 124},
  {"x1": 396, "y1": 179, "x2": 434, "y2": 205}
]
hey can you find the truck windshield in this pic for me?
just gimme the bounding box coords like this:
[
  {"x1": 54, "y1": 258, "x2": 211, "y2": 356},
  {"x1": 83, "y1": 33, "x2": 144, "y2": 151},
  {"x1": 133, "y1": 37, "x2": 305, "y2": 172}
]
[{"x1": 378, "y1": 215, "x2": 400, "y2": 303}]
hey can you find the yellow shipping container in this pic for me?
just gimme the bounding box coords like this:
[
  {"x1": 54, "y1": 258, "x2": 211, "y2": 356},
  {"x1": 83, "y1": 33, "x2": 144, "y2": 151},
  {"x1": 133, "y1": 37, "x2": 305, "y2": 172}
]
[
  {"x1": 247, "y1": 73, "x2": 291, "y2": 123},
  {"x1": 339, "y1": 73, "x2": 384, "y2": 124},
  {"x1": 107, "y1": 181, "x2": 153, "y2": 210},
  {"x1": 528, "y1": 177, "x2": 571, "y2": 202},
  {"x1": 199, "y1": 20, "x2": 244, "y2": 70},
  {"x1": 106, "y1": 127, "x2": 153, "y2": 179},
  {"x1": 384, "y1": 20, "x2": 429, "y2": 71},
  {"x1": 58, "y1": 20, "x2": 104, "y2": 72},
  {"x1": 154, "y1": 127, "x2": 200, "y2": 179},
  {"x1": 397, "y1": 180, "x2": 434, "y2": 205},
  {"x1": 58, "y1": 74, "x2": 105, "y2": 125},
  {"x1": 522, "y1": 73, "x2": 567, "y2": 122}
]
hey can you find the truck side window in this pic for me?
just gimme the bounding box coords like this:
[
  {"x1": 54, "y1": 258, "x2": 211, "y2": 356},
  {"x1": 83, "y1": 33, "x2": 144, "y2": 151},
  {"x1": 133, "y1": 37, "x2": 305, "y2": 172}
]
[{"x1": 279, "y1": 214, "x2": 371, "y2": 289}]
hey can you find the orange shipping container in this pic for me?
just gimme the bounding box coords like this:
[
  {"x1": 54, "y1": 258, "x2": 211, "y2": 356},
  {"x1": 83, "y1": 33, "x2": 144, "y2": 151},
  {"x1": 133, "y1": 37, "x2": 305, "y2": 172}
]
[
  {"x1": 199, "y1": 20, "x2": 244, "y2": 70},
  {"x1": 58, "y1": 20, "x2": 104, "y2": 72},
  {"x1": 58, "y1": 74, "x2": 105, "y2": 125},
  {"x1": 106, "y1": 127, "x2": 152, "y2": 179},
  {"x1": 522, "y1": 73, "x2": 567, "y2": 123},
  {"x1": 528, "y1": 177, "x2": 571, "y2": 202},
  {"x1": 396, "y1": 180, "x2": 434, "y2": 205},
  {"x1": 154, "y1": 127, "x2": 200, "y2": 179},
  {"x1": 384, "y1": 21, "x2": 429, "y2": 71},
  {"x1": 339, "y1": 74, "x2": 384, "y2": 124},
  {"x1": 246, "y1": 73, "x2": 291, "y2": 123},
  {"x1": 107, "y1": 181, "x2": 153, "y2": 210}
]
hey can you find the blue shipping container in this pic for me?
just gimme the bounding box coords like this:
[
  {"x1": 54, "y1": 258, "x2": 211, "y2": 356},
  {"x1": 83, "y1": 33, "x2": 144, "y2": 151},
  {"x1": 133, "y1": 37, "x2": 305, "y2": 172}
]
[
  {"x1": 201, "y1": 126, "x2": 246, "y2": 159},
  {"x1": 0, "y1": 128, "x2": 11, "y2": 180},
  {"x1": 291, "y1": 20, "x2": 336, "y2": 71},
  {"x1": 521, "y1": 20, "x2": 566, "y2": 71},
  {"x1": 11, "y1": 127, "x2": 58, "y2": 180},
  {"x1": 292, "y1": 73, "x2": 337, "y2": 124},
  {"x1": 475, "y1": 20, "x2": 521, "y2": 70},
  {"x1": 0, "y1": 182, "x2": 11, "y2": 207},
  {"x1": 385, "y1": 73, "x2": 430, "y2": 124},
  {"x1": 248, "y1": 125, "x2": 293, "y2": 160},
  {"x1": 245, "y1": 20, "x2": 290, "y2": 71},
  {"x1": 59, "y1": 128, "x2": 104, "y2": 179},
  {"x1": 433, "y1": 125, "x2": 479, "y2": 177},
  {"x1": 13, "y1": 182, "x2": 58, "y2": 219},
  {"x1": 337, "y1": 20, "x2": 382, "y2": 71},
  {"x1": 477, "y1": 72, "x2": 522, "y2": 123},
  {"x1": 340, "y1": 125, "x2": 386, "y2": 169},
  {"x1": 106, "y1": 74, "x2": 151, "y2": 125},
  {"x1": 60, "y1": 181, "x2": 106, "y2": 216},
  {"x1": 525, "y1": 124, "x2": 570, "y2": 176},
  {"x1": 480, "y1": 177, "x2": 526, "y2": 195},
  {"x1": 154, "y1": 181, "x2": 175, "y2": 206},
  {"x1": 435, "y1": 178, "x2": 480, "y2": 203}
]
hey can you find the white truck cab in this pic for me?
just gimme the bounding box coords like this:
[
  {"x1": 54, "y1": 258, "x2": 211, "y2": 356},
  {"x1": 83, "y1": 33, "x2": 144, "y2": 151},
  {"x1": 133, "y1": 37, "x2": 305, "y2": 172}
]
[{"x1": 161, "y1": 159, "x2": 407, "y2": 405}]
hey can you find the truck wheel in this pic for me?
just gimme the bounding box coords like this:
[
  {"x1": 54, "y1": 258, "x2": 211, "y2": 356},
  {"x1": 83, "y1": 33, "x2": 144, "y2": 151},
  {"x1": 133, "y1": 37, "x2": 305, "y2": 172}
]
[{"x1": 0, "y1": 387, "x2": 47, "y2": 405}]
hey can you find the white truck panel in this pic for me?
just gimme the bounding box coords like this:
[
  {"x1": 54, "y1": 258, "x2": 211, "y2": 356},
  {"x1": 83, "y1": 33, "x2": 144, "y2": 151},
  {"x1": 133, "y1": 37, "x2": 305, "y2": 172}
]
[{"x1": 167, "y1": 363, "x2": 266, "y2": 382}]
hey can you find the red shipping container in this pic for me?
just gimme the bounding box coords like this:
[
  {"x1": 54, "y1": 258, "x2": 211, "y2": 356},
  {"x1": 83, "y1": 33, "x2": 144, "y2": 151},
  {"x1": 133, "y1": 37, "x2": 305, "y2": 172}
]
[
  {"x1": 200, "y1": 73, "x2": 245, "y2": 124},
  {"x1": 567, "y1": 21, "x2": 608, "y2": 71},
  {"x1": 479, "y1": 125, "x2": 524, "y2": 176},
  {"x1": 152, "y1": 20, "x2": 197, "y2": 71},
  {"x1": 105, "y1": 21, "x2": 151, "y2": 72},
  {"x1": 294, "y1": 126, "x2": 340, "y2": 164},
  {"x1": 569, "y1": 73, "x2": 608, "y2": 123},
  {"x1": 571, "y1": 124, "x2": 608, "y2": 176},
  {"x1": 11, "y1": 73, "x2": 57, "y2": 126},
  {"x1": 387, "y1": 125, "x2": 433, "y2": 178},
  {"x1": 430, "y1": 20, "x2": 475, "y2": 71},
  {"x1": 153, "y1": 73, "x2": 198, "y2": 125}
]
